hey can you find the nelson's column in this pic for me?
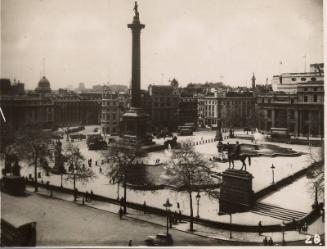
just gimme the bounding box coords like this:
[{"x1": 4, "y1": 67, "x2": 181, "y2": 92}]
[{"x1": 120, "y1": 2, "x2": 160, "y2": 152}]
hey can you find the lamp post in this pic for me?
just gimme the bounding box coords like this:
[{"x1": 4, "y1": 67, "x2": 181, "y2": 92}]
[
  {"x1": 281, "y1": 221, "x2": 286, "y2": 246},
  {"x1": 229, "y1": 213, "x2": 233, "y2": 239},
  {"x1": 314, "y1": 184, "x2": 318, "y2": 207},
  {"x1": 163, "y1": 198, "x2": 172, "y2": 236},
  {"x1": 196, "y1": 192, "x2": 201, "y2": 218},
  {"x1": 271, "y1": 164, "x2": 275, "y2": 184}
]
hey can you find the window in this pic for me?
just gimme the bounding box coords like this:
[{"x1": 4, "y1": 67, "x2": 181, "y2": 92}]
[
  {"x1": 313, "y1": 87, "x2": 317, "y2": 91},
  {"x1": 304, "y1": 96, "x2": 308, "y2": 102},
  {"x1": 289, "y1": 110, "x2": 295, "y2": 119},
  {"x1": 291, "y1": 78, "x2": 296, "y2": 81},
  {"x1": 267, "y1": 110, "x2": 272, "y2": 118},
  {"x1": 301, "y1": 77, "x2": 306, "y2": 81},
  {"x1": 290, "y1": 99, "x2": 294, "y2": 104},
  {"x1": 311, "y1": 77, "x2": 316, "y2": 81},
  {"x1": 313, "y1": 95, "x2": 317, "y2": 102},
  {"x1": 304, "y1": 87, "x2": 308, "y2": 91}
]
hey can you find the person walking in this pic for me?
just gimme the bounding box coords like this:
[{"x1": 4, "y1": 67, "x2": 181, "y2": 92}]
[
  {"x1": 119, "y1": 207, "x2": 123, "y2": 220},
  {"x1": 298, "y1": 222, "x2": 302, "y2": 233},
  {"x1": 263, "y1": 236, "x2": 268, "y2": 246},
  {"x1": 128, "y1": 240, "x2": 132, "y2": 246},
  {"x1": 268, "y1": 237, "x2": 273, "y2": 246},
  {"x1": 258, "y1": 221, "x2": 262, "y2": 235},
  {"x1": 143, "y1": 201, "x2": 147, "y2": 214}
]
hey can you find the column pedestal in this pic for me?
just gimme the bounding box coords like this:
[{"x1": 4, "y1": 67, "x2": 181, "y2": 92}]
[{"x1": 219, "y1": 169, "x2": 254, "y2": 213}]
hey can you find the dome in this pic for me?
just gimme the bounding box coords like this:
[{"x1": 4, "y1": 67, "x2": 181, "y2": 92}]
[{"x1": 35, "y1": 76, "x2": 51, "y2": 93}]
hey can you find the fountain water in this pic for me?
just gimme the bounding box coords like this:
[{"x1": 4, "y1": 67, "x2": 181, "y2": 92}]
[{"x1": 253, "y1": 128, "x2": 265, "y2": 144}]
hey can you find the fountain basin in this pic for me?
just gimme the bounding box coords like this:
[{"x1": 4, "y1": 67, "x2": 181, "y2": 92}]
[{"x1": 239, "y1": 143, "x2": 300, "y2": 157}]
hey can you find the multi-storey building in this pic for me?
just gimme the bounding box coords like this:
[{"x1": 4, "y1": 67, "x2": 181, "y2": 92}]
[
  {"x1": 147, "y1": 79, "x2": 180, "y2": 130},
  {"x1": 0, "y1": 77, "x2": 102, "y2": 130},
  {"x1": 101, "y1": 87, "x2": 129, "y2": 135},
  {"x1": 271, "y1": 63, "x2": 324, "y2": 93},
  {"x1": 218, "y1": 91, "x2": 256, "y2": 129},
  {"x1": 179, "y1": 90, "x2": 198, "y2": 126},
  {"x1": 257, "y1": 64, "x2": 324, "y2": 137},
  {"x1": 198, "y1": 90, "x2": 218, "y2": 127}
]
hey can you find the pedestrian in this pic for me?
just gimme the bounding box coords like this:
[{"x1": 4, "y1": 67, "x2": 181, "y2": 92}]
[
  {"x1": 90, "y1": 190, "x2": 94, "y2": 201},
  {"x1": 143, "y1": 201, "x2": 147, "y2": 214},
  {"x1": 95, "y1": 161, "x2": 98, "y2": 166},
  {"x1": 258, "y1": 221, "x2": 262, "y2": 235},
  {"x1": 101, "y1": 160, "x2": 104, "y2": 165},
  {"x1": 298, "y1": 222, "x2": 302, "y2": 233},
  {"x1": 119, "y1": 207, "x2": 123, "y2": 220},
  {"x1": 128, "y1": 240, "x2": 132, "y2": 246},
  {"x1": 85, "y1": 191, "x2": 89, "y2": 202},
  {"x1": 268, "y1": 237, "x2": 273, "y2": 246},
  {"x1": 169, "y1": 214, "x2": 173, "y2": 228},
  {"x1": 292, "y1": 218, "x2": 297, "y2": 230},
  {"x1": 263, "y1": 236, "x2": 268, "y2": 246},
  {"x1": 179, "y1": 210, "x2": 182, "y2": 223},
  {"x1": 322, "y1": 208, "x2": 325, "y2": 223},
  {"x1": 99, "y1": 167, "x2": 102, "y2": 174},
  {"x1": 174, "y1": 211, "x2": 178, "y2": 224}
]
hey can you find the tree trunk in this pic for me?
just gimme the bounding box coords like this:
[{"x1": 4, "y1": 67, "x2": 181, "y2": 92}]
[
  {"x1": 117, "y1": 182, "x2": 120, "y2": 200},
  {"x1": 189, "y1": 190, "x2": 194, "y2": 231},
  {"x1": 60, "y1": 173, "x2": 63, "y2": 188},
  {"x1": 123, "y1": 175, "x2": 127, "y2": 214},
  {"x1": 73, "y1": 173, "x2": 76, "y2": 190},
  {"x1": 34, "y1": 158, "x2": 38, "y2": 192}
]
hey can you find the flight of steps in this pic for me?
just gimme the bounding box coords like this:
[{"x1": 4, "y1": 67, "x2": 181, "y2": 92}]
[{"x1": 251, "y1": 202, "x2": 307, "y2": 222}]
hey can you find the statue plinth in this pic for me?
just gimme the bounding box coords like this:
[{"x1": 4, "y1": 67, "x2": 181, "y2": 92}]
[{"x1": 219, "y1": 169, "x2": 254, "y2": 213}]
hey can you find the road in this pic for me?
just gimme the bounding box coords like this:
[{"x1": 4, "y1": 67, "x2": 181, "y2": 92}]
[{"x1": 2, "y1": 192, "x2": 245, "y2": 246}]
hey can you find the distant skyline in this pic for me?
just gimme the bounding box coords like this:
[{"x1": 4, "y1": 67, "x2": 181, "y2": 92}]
[{"x1": 1, "y1": 0, "x2": 323, "y2": 90}]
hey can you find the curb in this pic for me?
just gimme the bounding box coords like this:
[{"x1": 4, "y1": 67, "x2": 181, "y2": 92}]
[{"x1": 25, "y1": 189, "x2": 315, "y2": 245}]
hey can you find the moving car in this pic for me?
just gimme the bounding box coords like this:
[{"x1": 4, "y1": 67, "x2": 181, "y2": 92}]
[{"x1": 144, "y1": 233, "x2": 173, "y2": 246}]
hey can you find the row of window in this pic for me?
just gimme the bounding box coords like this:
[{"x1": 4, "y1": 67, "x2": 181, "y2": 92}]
[
  {"x1": 102, "y1": 113, "x2": 117, "y2": 120},
  {"x1": 291, "y1": 77, "x2": 317, "y2": 82}
]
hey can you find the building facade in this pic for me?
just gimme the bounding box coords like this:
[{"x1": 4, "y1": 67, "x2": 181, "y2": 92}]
[
  {"x1": 218, "y1": 91, "x2": 256, "y2": 129},
  {"x1": 0, "y1": 77, "x2": 102, "y2": 130},
  {"x1": 101, "y1": 87, "x2": 129, "y2": 135},
  {"x1": 147, "y1": 79, "x2": 180, "y2": 130},
  {"x1": 271, "y1": 63, "x2": 324, "y2": 93},
  {"x1": 257, "y1": 74, "x2": 324, "y2": 137}
]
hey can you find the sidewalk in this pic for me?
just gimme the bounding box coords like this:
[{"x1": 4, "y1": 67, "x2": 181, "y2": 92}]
[{"x1": 27, "y1": 185, "x2": 323, "y2": 245}]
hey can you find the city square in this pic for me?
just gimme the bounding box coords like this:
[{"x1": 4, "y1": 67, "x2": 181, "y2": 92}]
[{"x1": 0, "y1": 0, "x2": 325, "y2": 247}]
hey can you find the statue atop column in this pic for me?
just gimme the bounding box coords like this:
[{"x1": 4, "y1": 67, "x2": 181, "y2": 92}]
[{"x1": 133, "y1": 1, "x2": 139, "y2": 18}]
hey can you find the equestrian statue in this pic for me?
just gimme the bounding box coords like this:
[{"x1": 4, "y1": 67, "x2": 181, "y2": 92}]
[{"x1": 217, "y1": 141, "x2": 251, "y2": 171}]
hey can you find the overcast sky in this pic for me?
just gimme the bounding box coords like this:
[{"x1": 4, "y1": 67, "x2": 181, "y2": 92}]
[{"x1": 1, "y1": 0, "x2": 323, "y2": 90}]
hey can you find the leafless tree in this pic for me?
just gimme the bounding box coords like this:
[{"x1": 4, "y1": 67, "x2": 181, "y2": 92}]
[
  {"x1": 102, "y1": 142, "x2": 139, "y2": 214},
  {"x1": 14, "y1": 127, "x2": 54, "y2": 192},
  {"x1": 307, "y1": 144, "x2": 324, "y2": 201},
  {"x1": 64, "y1": 142, "x2": 96, "y2": 191},
  {"x1": 167, "y1": 141, "x2": 216, "y2": 231}
]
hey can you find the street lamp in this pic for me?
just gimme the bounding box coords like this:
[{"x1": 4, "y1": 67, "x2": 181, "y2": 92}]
[
  {"x1": 163, "y1": 198, "x2": 172, "y2": 236},
  {"x1": 196, "y1": 192, "x2": 201, "y2": 218},
  {"x1": 281, "y1": 221, "x2": 286, "y2": 246},
  {"x1": 271, "y1": 164, "x2": 275, "y2": 184},
  {"x1": 229, "y1": 213, "x2": 233, "y2": 239}
]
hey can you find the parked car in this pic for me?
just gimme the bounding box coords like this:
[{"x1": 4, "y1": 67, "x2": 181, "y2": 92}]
[{"x1": 144, "y1": 233, "x2": 173, "y2": 246}]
